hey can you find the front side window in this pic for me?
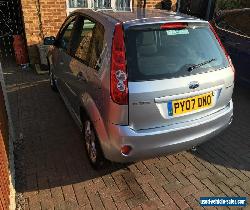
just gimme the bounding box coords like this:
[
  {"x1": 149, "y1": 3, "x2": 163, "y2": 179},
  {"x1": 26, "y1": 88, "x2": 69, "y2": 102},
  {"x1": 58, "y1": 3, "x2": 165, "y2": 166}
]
[{"x1": 57, "y1": 17, "x2": 77, "y2": 50}]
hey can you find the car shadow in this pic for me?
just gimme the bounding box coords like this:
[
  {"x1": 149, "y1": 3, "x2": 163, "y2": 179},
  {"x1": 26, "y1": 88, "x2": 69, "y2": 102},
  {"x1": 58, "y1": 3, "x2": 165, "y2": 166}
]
[
  {"x1": 4, "y1": 68, "x2": 130, "y2": 193},
  {"x1": 192, "y1": 84, "x2": 250, "y2": 172}
]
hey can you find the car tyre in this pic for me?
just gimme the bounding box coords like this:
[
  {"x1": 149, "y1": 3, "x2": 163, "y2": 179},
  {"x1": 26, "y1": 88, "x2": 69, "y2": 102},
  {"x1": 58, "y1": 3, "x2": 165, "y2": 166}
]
[{"x1": 83, "y1": 119, "x2": 106, "y2": 169}]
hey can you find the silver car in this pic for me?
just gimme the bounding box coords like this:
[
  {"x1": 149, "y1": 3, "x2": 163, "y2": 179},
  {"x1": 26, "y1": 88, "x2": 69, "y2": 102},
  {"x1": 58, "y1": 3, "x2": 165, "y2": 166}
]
[{"x1": 45, "y1": 8, "x2": 234, "y2": 168}]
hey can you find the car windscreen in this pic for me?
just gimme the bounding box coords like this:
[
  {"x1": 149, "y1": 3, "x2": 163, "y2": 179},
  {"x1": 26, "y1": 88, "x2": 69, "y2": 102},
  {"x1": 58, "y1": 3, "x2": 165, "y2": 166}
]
[{"x1": 125, "y1": 22, "x2": 229, "y2": 81}]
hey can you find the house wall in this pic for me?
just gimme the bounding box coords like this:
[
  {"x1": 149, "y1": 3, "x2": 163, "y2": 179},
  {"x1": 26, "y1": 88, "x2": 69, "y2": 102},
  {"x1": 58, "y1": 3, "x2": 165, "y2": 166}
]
[
  {"x1": 21, "y1": 0, "x2": 176, "y2": 46},
  {"x1": 21, "y1": 0, "x2": 67, "y2": 45}
]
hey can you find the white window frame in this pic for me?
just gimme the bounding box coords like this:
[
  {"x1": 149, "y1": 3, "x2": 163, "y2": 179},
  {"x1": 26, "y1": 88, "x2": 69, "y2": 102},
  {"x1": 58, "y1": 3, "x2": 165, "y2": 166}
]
[{"x1": 66, "y1": 0, "x2": 132, "y2": 15}]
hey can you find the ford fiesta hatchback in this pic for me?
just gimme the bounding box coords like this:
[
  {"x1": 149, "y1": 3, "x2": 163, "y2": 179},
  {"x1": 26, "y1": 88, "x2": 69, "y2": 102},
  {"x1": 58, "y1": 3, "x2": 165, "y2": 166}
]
[{"x1": 46, "y1": 8, "x2": 234, "y2": 168}]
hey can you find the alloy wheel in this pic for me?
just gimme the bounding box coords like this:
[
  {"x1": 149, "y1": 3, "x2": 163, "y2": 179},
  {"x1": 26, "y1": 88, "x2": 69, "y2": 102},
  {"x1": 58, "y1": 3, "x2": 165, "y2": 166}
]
[{"x1": 85, "y1": 120, "x2": 97, "y2": 163}]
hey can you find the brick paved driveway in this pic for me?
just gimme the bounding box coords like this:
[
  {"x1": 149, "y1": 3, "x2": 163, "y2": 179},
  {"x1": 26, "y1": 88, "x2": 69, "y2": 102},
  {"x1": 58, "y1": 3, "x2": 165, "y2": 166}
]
[{"x1": 3, "y1": 66, "x2": 250, "y2": 210}]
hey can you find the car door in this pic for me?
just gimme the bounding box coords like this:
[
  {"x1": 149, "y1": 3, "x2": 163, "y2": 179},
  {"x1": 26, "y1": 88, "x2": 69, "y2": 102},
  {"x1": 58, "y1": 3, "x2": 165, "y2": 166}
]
[
  {"x1": 65, "y1": 16, "x2": 105, "y2": 117},
  {"x1": 52, "y1": 15, "x2": 78, "y2": 104}
]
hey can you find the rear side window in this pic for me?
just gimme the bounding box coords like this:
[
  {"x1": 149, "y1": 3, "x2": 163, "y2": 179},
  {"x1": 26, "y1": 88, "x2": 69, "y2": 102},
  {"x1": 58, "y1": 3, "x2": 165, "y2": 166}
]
[
  {"x1": 88, "y1": 23, "x2": 105, "y2": 70},
  {"x1": 73, "y1": 18, "x2": 96, "y2": 64},
  {"x1": 125, "y1": 23, "x2": 229, "y2": 81}
]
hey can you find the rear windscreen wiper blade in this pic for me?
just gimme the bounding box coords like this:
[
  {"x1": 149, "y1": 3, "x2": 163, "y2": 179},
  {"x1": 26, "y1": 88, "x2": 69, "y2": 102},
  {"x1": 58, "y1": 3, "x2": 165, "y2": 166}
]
[{"x1": 188, "y1": 58, "x2": 216, "y2": 72}]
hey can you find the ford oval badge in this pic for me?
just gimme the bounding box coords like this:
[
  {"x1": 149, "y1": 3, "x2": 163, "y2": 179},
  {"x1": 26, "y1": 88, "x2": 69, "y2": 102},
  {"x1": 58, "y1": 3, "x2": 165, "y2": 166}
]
[{"x1": 189, "y1": 81, "x2": 199, "y2": 89}]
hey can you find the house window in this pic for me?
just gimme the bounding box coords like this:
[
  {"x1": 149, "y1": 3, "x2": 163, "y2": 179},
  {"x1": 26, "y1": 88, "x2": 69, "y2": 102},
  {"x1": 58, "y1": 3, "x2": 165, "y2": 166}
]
[
  {"x1": 68, "y1": 0, "x2": 88, "y2": 8},
  {"x1": 66, "y1": 0, "x2": 132, "y2": 15}
]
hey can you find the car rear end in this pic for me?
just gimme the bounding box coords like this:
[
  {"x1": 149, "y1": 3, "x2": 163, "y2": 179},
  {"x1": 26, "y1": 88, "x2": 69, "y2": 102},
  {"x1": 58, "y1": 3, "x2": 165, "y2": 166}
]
[{"x1": 103, "y1": 17, "x2": 234, "y2": 162}]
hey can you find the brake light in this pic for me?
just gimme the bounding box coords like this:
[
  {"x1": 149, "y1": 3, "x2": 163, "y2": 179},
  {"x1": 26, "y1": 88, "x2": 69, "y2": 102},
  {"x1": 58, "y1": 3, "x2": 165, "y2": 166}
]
[
  {"x1": 209, "y1": 23, "x2": 235, "y2": 80},
  {"x1": 110, "y1": 23, "x2": 128, "y2": 105},
  {"x1": 160, "y1": 22, "x2": 187, "y2": 29}
]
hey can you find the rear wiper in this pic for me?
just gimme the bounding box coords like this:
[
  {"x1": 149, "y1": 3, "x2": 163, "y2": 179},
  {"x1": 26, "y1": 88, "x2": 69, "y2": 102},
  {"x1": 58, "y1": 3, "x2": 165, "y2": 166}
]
[{"x1": 188, "y1": 58, "x2": 216, "y2": 72}]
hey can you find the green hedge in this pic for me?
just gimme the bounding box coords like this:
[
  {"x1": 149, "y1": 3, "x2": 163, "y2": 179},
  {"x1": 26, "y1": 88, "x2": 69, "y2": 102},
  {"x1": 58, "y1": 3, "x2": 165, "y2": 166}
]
[{"x1": 216, "y1": 0, "x2": 250, "y2": 10}]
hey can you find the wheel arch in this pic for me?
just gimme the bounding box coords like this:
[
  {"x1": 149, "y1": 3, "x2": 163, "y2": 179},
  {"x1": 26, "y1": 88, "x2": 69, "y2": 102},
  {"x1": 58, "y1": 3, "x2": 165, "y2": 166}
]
[{"x1": 79, "y1": 93, "x2": 110, "y2": 154}]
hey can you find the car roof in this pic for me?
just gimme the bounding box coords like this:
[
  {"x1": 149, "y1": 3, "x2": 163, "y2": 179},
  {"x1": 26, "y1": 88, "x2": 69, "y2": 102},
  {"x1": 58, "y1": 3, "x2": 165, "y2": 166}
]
[{"x1": 73, "y1": 8, "x2": 206, "y2": 26}]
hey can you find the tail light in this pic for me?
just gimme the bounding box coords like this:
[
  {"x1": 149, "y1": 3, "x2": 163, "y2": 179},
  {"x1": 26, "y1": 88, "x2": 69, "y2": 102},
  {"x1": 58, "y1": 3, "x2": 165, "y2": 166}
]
[
  {"x1": 110, "y1": 23, "x2": 128, "y2": 105},
  {"x1": 160, "y1": 22, "x2": 187, "y2": 29},
  {"x1": 209, "y1": 23, "x2": 235, "y2": 80}
]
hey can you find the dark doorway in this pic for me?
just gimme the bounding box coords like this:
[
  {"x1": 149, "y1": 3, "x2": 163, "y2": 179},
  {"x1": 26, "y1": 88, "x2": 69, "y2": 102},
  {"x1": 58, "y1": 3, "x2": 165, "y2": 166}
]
[
  {"x1": 178, "y1": 0, "x2": 217, "y2": 20},
  {"x1": 0, "y1": 0, "x2": 24, "y2": 67}
]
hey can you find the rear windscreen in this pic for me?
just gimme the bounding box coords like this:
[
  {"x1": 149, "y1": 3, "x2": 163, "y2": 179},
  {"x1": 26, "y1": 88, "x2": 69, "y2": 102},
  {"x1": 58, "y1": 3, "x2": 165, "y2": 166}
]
[{"x1": 125, "y1": 23, "x2": 229, "y2": 81}]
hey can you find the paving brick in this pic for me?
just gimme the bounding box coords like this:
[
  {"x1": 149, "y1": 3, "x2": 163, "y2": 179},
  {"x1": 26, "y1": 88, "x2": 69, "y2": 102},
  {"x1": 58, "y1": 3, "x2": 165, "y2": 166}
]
[
  {"x1": 216, "y1": 182, "x2": 237, "y2": 197},
  {"x1": 135, "y1": 162, "x2": 151, "y2": 175},
  {"x1": 227, "y1": 168, "x2": 250, "y2": 182},
  {"x1": 177, "y1": 185, "x2": 199, "y2": 198},
  {"x1": 163, "y1": 181, "x2": 184, "y2": 193},
  {"x1": 169, "y1": 191, "x2": 190, "y2": 210},
  {"x1": 147, "y1": 165, "x2": 167, "y2": 184},
  {"x1": 115, "y1": 201, "x2": 130, "y2": 210},
  {"x1": 79, "y1": 203, "x2": 92, "y2": 210},
  {"x1": 112, "y1": 189, "x2": 134, "y2": 203},
  {"x1": 175, "y1": 154, "x2": 193, "y2": 168},
  {"x1": 62, "y1": 184, "x2": 77, "y2": 204},
  {"x1": 131, "y1": 205, "x2": 143, "y2": 210},
  {"x1": 149, "y1": 181, "x2": 175, "y2": 206},
  {"x1": 231, "y1": 186, "x2": 249, "y2": 197},
  {"x1": 112, "y1": 173, "x2": 129, "y2": 190},
  {"x1": 136, "y1": 174, "x2": 155, "y2": 185},
  {"x1": 168, "y1": 163, "x2": 186, "y2": 174},
  {"x1": 141, "y1": 200, "x2": 161, "y2": 209},
  {"x1": 160, "y1": 168, "x2": 178, "y2": 183},
  {"x1": 184, "y1": 195, "x2": 200, "y2": 209},
  {"x1": 154, "y1": 157, "x2": 173, "y2": 169},
  {"x1": 100, "y1": 194, "x2": 117, "y2": 210},
  {"x1": 147, "y1": 197, "x2": 166, "y2": 209},
  {"x1": 87, "y1": 192, "x2": 105, "y2": 210},
  {"x1": 73, "y1": 183, "x2": 90, "y2": 207},
  {"x1": 174, "y1": 172, "x2": 191, "y2": 186},
  {"x1": 167, "y1": 155, "x2": 180, "y2": 164},
  {"x1": 40, "y1": 199, "x2": 55, "y2": 210},
  {"x1": 141, "y1": 183, "x2": 157, "y2": 200},
  {"x1": 201, "y1": 178, "x2": 222, "y2": 195},
  {"x1": 50, "y1": 186, "x2": 64, "y2": 204},
  {"x1": 208, "y1": 173, "x2": 228, "y2": 185},
  {"x1": 126, "y1": 194, "x2": 148, "y2": 209},
  {"x1": 102, "y1": 174, "x2": 117, "y2": 188},
  {"x1": 181, "y1": 166, "x2": 199, "y2": 177},
  {"x1": 194, "y1": 169, "x2": 213, "y2": 180},
  {"x1": 126, "y1": 178, "x2": 144, "y2": 196},
  {"x1": 223, "y1": 176, "x2": 244, "y2": 188},
  {"x1": 187, "y1": 175, "x2": 206, "y2": 190},
  {"x1": 193, "y1": 189, "x2": 214, "y2": 200},
  {"x1": 239, "y1": 180, "x2": 250, "y2": 194}
]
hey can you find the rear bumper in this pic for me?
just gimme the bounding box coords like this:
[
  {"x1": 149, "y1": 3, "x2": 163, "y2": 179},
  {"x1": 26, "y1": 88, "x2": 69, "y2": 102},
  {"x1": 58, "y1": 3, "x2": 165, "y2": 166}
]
[{"x1": 102, "y1": 100, "x2": 233, "y2": 163}]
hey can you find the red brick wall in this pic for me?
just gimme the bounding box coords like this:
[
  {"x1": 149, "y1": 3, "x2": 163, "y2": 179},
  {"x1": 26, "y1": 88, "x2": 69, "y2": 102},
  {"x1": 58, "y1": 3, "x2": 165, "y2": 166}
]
[
  {"x1": 21, "y1": 0, "x2": 177, "y2": 46},
  {"x1": 21, "y1": 0, "x2": 67, "y2": 45},
  {"x1": 136, "y1": 0, "x2": 177, "y2": 10},
  {"x1": 0, "y1": 83, "x2": 10, "y2": 210}
]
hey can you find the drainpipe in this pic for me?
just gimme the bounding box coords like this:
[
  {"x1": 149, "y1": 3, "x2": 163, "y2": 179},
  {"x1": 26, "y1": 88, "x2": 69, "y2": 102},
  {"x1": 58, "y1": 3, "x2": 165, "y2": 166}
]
[
  {"x1": 176, "y1": 0, "x2": 181, "y2": 12},
  {"x1": 206, "y1": 0, "x2": 212, "y2": 20}
]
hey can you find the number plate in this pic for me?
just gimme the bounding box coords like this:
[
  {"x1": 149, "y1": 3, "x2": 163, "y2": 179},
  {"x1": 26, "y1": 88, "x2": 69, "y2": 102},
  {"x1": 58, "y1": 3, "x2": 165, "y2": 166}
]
[{"x1": 168, "y1": 92, "x2": 214, "y2": 116}]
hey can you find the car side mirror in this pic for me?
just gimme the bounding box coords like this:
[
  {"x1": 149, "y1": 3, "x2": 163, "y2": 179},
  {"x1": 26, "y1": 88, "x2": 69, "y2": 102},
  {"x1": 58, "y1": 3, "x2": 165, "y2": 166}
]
[{"x1": 44, "y1": 36, "x2": 56, "y2": 45}]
